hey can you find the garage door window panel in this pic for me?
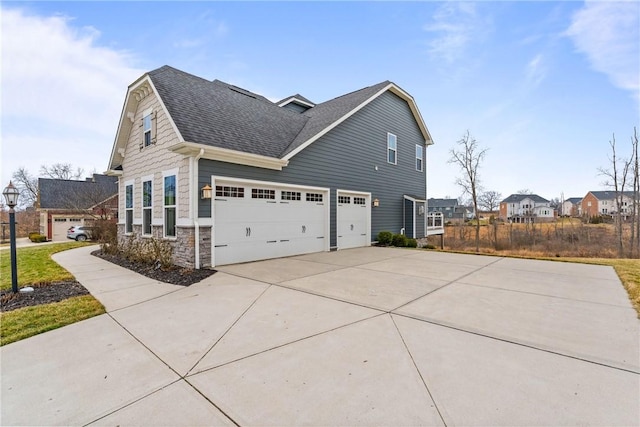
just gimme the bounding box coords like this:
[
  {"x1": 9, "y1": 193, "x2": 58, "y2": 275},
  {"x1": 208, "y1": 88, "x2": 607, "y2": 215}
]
[{"x1": 252, "y1": 188, "x2": 275, "y2": 199}]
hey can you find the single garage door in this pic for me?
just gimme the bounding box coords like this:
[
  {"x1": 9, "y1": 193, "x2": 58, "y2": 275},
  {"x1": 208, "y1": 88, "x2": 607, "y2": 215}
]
[
  {"x1": 337, "y1": 190, "x2": 371, "y2": 250},
  {"x1": 52, "y1": 217, "x2": 84, "y2": 241},
  {"x1": 213, "y1": 178, "x2": 329, "y2": 266}
]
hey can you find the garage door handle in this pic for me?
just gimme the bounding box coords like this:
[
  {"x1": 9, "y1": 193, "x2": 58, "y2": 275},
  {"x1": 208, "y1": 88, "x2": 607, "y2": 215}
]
[
  {"x1": 214, "y1": 244, "x2": 228, "y2": 248},
  {"x1": 267, "y1": 240, "x2": 277, "y2": 243},
  {"x1": 246, "y1": 227, "x2": 251, "y2": 237},
  {"x1": 280, "y1": 239, "x2": 289, "y2": 242},
  {"x1": 302, "y1": 225, "x2": 306, "y2": 233}
]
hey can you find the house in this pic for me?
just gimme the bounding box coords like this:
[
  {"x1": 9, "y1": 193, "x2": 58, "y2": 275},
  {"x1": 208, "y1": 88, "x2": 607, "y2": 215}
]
[
  {"x1": 427, "y1": 198, "x2": 473, "y2": 222},
  {"x1": 581, "y1": 191, "x2": 636, "y2": 219},
  {"x1": 38, "y1": 174, "x2": 119, "y2": 241},
  {"x1": 106, "y1": 66, "x2": 443, "y2": 268},
  {"x1": 499, "y1": 194, "x2": 554, "y2": 223},
  {"x1": 561, "y1": 197, "x2": 582, "y2": 217}
]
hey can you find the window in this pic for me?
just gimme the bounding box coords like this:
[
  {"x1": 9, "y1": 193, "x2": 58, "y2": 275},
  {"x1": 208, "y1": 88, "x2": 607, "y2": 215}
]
[
  {"x1": 216, "y1": 186, "x2": 244, "y2": 198},
  {"x1": 353, "y1": 197, "x2": 366, "y2": 205},
  {"x1": 338, "y1": 196, "x2": 351, "y2": 204},
  {"x1": 306, "y1": 193, "x2": 323, "y2": 202},
  {"x1": 416, "y1": 144, "x2": 423, "y2": 171},
  {"x1": 143, "y1": 113, "x2": 152, "y2": 146},
  {"x1": 125, "y1": 183, "x2": 133, "y2": 233},
  {"x1": 387, "y1": 133, "x2": 397, "y2": 164},
  {"x1": 142, "y1": 179, "x2": 152, "y2": 235},
  {"x1": 163, "y1": 175, "x2": 176, "y2": 237},
  {"x1": 281, "y1": 191, "x2": 301, "y2": 201},
  {"x1": 252, "y1": 188, "x2": 275, "y2": 199},
  {"x1": 54, "y1": 218, "x2": 67, "y2": 222}
]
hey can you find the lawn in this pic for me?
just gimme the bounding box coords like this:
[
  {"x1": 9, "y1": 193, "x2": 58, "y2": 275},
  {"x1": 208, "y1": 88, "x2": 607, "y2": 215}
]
[{"x1": 1, "y1": 242, "x2": 106, "y2": 346}]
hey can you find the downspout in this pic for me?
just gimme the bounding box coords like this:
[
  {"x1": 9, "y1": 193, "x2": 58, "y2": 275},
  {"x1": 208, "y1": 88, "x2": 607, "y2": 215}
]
[{"x1": 192, "y1": 149, "x2": 205, "y2": 269}]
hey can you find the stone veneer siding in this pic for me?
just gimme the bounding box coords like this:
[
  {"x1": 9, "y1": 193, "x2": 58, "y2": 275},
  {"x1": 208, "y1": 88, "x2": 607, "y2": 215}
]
[{"x1": 116, "y1": 224, "x2": 211, "y2": 269}]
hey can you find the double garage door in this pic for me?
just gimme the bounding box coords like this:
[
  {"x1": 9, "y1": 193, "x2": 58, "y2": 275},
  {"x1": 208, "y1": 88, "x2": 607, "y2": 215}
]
[{"x1": 213, "y1": 178, "x2": 370, "y2": 266}]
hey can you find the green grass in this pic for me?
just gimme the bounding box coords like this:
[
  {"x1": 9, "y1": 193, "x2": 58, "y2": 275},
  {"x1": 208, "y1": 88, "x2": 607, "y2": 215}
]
[
  {"x1": 1, "y1": 242, "x2": 105, "y2": 345},
  {"x1": 0, "y1": 242, "x2": 90, "y2": 290},
  {"x1": 0, "y1": 295, "x2": 105, "y2": 346}
]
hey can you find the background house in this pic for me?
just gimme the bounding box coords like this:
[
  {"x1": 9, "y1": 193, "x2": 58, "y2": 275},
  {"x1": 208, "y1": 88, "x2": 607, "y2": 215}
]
[
  {"x1": 581, "y1": 191, "x2": 636, "y2": 220},
  {"x1": 38, "y1": 174, "x2": 118, "y2": 241},
  {"x1": 499, "y1": 194, "x2": 554, "y2": 223},
  {"x1": 107, "y1": 66, "x2": 443, "y2": 268},
  {"x1": 427, "y1": 198, "x2": 473, "y2": 222},
  {"x1": 562, "y1": 197, "x2": 582, "y2": 217}
]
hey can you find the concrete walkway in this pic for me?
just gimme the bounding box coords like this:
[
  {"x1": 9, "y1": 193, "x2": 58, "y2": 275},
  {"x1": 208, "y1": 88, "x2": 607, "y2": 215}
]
[{"x1": 1, "y1": 245, "x2": 638, "y2": 426}]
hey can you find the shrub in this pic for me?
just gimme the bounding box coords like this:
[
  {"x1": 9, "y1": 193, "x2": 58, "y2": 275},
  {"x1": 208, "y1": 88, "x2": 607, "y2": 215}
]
[
  {"x1": 377, "y1": 231, "x2": 393, "y2": 245},
  {"x1": 115, "y1": 234, "x2": 174, "y2": 270},
  {"x1": 406, "y1": 238, "x2": 418, "y2": 248},
  {"x1": 424, "y1": 244, "x2": 436, "y2": 250},
  {"x1": 392, "y1": 233, "x2": 407, "y2": 247},
  {"x1": 28, "y1": 233, "x2": 47, "y2": 243}
]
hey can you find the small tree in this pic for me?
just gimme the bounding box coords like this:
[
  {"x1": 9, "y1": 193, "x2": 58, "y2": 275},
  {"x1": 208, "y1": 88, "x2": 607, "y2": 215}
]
[
  {"x1": 11, "y1": 167, "x2": 39, "y2": 208},
  {"x1": 448, "y1": 130, "x2": 488, "y2": 253}
]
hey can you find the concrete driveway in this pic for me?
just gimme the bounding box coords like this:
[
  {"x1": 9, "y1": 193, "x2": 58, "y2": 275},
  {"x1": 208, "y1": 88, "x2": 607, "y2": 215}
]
[{"x1": 1, "y1": 245, "x2": 638, "y2": 426}]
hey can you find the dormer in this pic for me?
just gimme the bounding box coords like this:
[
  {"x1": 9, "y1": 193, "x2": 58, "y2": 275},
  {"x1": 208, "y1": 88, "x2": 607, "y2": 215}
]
[{"x1": 277, "y1": 94, "x2": 315, "y2": 113}]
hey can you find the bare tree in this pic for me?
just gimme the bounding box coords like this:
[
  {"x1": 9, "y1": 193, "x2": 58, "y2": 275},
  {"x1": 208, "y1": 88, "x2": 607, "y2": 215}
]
[
  {"x1": 40, "y1": 163, "x2": 84, "y2": 180},
  {"x1": 598, "y1": 133, "x2": 632, "y2": 257},
  {"x1": 449, "y1": 130, "x2": 488, "y2": 252},
  {"x1": 478, "y1": 190, "x2": 502, "y2": 212},
  {"x1": 630, "y1": 127, "x2": 639, "y2": 257},
  {"x1": 11, "y1": 167, "x2": 39, "y2": 208},
  {"x1": 517, "y1": 188, "x2": 532, "y2": 195}
]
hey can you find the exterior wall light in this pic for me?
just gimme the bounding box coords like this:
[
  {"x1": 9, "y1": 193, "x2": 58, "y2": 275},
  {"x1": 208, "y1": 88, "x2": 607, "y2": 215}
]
[
  {"x1": 201, "y1": 184, "x2": 212, "y2": 200},
  {"x1": 373, "y1": 198, "x2": 380, "y2": 207}
]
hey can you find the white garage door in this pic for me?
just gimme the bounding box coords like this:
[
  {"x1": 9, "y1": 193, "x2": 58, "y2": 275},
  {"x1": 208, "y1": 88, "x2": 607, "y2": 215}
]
[
  {"x1": 52, "y1": 217, "x2": 84, "y2": 241},
  {"x1": 337, "y1": 190, "x2": 371, "y2": 250},
  {"x1": 213, "y1": 178, "x2": 329, "y2": 266}
]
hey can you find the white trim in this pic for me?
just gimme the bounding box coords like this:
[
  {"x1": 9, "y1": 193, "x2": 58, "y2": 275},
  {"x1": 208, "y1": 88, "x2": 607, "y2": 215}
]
[
  {"x1": 283, "y1": 82, "x2": 434, "y2": 161},
  {"x1": 277, "y1": 96, "x2": 315, "y2": 108},
  {"x1": 124, "y1": 179, "x2": 134, "y2": 234},
  {"x1": 169, "y1": 142, "x2": 288, "y2": 171},
  {"x1": 336, "y1": 189, "x2": 371, "y2": 250},
  {"x1": 387, "y1": 133, "x2": 397, "y2": 165}
]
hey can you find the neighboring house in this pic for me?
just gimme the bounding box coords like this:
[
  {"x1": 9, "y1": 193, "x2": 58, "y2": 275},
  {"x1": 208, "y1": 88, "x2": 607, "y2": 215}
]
[
  {"x1": 499, "y1": 194, "x2": 554, "y2": 223},
  {"x1": 581, "y1": 191, "x2": 636, "y2": 219},
  {"x1": 427, "y1": 198, "x2": 474, "y2": 222},
  {"x1": 562, "y1": 197, "x2": 582, "y2": 217},
  {"x1": 38, "y1": 174, "x2": 119, "y2": 241},
  {"x1": 106, "y1": 65, "x2": 442, "y2": 268}
]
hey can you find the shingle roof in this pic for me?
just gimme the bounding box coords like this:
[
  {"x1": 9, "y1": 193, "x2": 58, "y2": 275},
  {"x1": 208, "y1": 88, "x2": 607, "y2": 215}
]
[
  {"x1": 501, "y1": 194, "x2": 550, "y2": 203},
  {"x1": 565, "y1": 197, "x2": 582, "y2": 204},
  {"x1": 276, "y1": 94, "x2": 315, "y2": 106},
  {"x1": 427, "y1": 198, "x2": 459, "y2": 207},
  {"x1": 39, "y1": 174, "x2": 118, "y2": 210},
  {"x1": 588, "y1": 191, "x2": 635, "y2": 200},
  {"x1": 147, "y1": 66, "x2": 395, "y2": 159}
]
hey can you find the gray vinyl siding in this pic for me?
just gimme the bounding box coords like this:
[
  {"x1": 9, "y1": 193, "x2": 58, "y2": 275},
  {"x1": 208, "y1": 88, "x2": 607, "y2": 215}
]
[
  {"x1": 415, "y1": 201, "x2": 425, "y2": 237},
  {"x1": 198, "y1": 91, "x2": 427, "y2": 247}
]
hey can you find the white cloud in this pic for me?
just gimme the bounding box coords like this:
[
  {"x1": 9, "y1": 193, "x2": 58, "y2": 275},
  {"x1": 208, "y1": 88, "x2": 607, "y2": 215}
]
[
  {"x1": 525, "y1": 53, "x2": 547, "y2": 88},
  {"x1": 1, "y1": 7, "x2": 144, "y2": 184},
  {"x1": 424, "y1": 2, "x2": 490, "y2": 64},
  {"x1": 565, "y1": 1, "x2": 640, "y2": 98}
]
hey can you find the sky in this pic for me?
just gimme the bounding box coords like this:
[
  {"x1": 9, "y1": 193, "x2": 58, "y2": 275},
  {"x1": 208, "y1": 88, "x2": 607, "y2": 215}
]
[{"x1": 1, "y1": 1, "x2": 639, "y2": 204}]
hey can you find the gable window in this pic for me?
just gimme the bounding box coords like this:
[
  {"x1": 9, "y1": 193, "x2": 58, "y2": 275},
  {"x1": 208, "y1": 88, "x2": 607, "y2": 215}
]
[
  {"x1": 416, "y1": 144, "x2": 423, "y2": 171},
  {"x1": 163, "y1": 174, "x2": 176, "y2": 237},
  {"x1": 142, "y1": 179, "x2": 152, "y2": 235},
  {"x1": 387, "y1": 133, "x2": 397, "y2": 165},
  {"x1": 141, "y1": 108, "x2": 156, "y2": 148},
  {"x1": 125, "y1": 182, "x2": 133, "y2": 234}
]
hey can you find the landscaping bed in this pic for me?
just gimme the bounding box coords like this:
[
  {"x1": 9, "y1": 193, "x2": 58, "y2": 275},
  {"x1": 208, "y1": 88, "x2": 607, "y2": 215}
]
[
  {"x1": 91, "y1": 250, "x2": 216, "y2": 286},
  {"x1": 1, "y1": 281, "x2": 89, "y2": 312}
]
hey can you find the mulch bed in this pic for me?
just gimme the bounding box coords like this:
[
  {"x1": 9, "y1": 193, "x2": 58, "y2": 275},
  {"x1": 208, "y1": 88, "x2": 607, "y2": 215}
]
[
  {"x1": 91, "y1": 250, "x2": 216, "y2": 286},
  {"x1": 1, "y1": 281, "x2": 89, "y2": 312},
  {"x1": 0, "y1": 252, "x2": 216, "y2": 313}
]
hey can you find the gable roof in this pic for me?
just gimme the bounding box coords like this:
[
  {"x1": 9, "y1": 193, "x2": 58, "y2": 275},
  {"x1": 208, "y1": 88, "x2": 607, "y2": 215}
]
[
  {"x1": 587, "y1": 190, "x2": 635, "y2": 200},
  {"x1": 108, "y1": 66, "x2": 433, "y2": 171},
  {"x1": 427, "y1": 198, "x2": 459, "y2": 208},
  {"x1": 277, "y1": 94, "x2": 315, "y2": 108},
  {"x1": 565, "y1": 197, "x2": 582, "y2": 204},
  {"x1": 39, "y1": 174, "x2": 118, "y2": 210},
  {"x1": 501, "y1": 194, "x2": 550, "y2": 203}
]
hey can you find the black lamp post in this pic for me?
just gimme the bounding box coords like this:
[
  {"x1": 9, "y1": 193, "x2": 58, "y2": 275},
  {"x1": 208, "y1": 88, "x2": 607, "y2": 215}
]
[{"x1": 3, "y1": 181, "x2": 20, "y2": 293}]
